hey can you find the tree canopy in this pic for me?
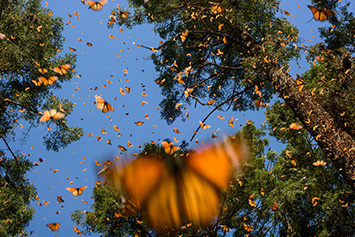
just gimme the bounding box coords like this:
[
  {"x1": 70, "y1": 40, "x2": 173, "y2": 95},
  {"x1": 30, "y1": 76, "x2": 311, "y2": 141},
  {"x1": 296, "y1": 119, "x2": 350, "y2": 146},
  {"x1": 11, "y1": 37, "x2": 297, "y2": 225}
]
[
  {"x1": 0, "y1": 0, "x2": 83, "y2": 235},
  {"x1": 107, "y1": 0, "x2": 355, "y2": 189},
  {"x1": 69, "y1": 0, "x2": 355, "y2": 236}
]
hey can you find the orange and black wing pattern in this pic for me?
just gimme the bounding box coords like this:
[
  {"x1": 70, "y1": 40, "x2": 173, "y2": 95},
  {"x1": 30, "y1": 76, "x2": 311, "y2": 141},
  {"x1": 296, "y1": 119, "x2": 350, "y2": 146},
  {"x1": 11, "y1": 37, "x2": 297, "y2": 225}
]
[
  {"x1": 86, "y1": 0, "x2": 107, "y2": 11},
  {"x1": 95, "y1": 95, "x2": 114, "y2": 113},
  {"x1": 46, "y1": 223, "x2": 60, "y2": 231},
  {"x1": 308, "y1": 5, "x2": 335, "y2": 21},
  {"x1": 99, "y1": 138, "x2": 248, "y2": 230},
  {"x1": 66, "y1": 186, "x2": 88, "y2": 196}
]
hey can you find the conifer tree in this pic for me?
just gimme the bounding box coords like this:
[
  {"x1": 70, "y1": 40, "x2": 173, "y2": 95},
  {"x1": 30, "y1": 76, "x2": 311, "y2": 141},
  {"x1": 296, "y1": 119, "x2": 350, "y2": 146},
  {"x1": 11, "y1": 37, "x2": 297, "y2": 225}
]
[{"x1": 0, "y1": 0, "x2": 83, "y2": 235}]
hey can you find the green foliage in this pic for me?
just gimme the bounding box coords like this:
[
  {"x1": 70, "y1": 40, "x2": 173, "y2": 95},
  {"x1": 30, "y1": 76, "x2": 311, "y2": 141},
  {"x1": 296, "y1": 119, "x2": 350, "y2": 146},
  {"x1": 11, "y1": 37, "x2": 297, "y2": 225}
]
[
  {"x1": 72, "y1": 180, "x2": 155, "y2": 237},
  {"x1": 0, "y1": 0, "x2": 83, "y2": 235},
  {"x1": 74, "y1": 120, "x2": 355, "y2": 236},
  {"x1": 0, "y1": 153, "x2": 36, "y2": 236},
  {"x1": 0, "y1": 0, "x2": 83, "y2": 149}
]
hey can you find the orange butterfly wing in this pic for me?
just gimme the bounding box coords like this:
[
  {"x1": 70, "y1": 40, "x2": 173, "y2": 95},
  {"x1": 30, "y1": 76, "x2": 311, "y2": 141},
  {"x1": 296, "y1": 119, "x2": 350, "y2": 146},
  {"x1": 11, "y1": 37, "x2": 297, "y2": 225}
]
[
  {"x1": 66, "y1": 186, "x2": 87, "y2": 196},
  {"x1": 189, "y1": 140, "x2": 246, "y2": 190},
  {"x1": 87, "y1": 0, "x2": 107, "y2": 11},
  {"x1": 123, "y1": 159, "x2": 165, "y2": 204},
  {"x1": 95, "y1": 95, "x2": 114, "y2": 113},
  {"x1": 39, "y1": 110, "x2": 51, "y2": 123},
  {"x1": 32, "y1": 79, "x2": 42, "y2": 86},
  {"x1": 296, "y1": 75, "x2": 305, "y2": 92},
  {"x1": 47, "y1": 223, "x2": 60, "y2": 231},
  {"x1": 308, "y1": 5, "x2": 335, "y2": 21},
  {"x1": 188, "y1": 145, "x2": 232, "y2": 190},
  {"x1": 53, "y1": 64, "x2": 71, "y2": 75}
]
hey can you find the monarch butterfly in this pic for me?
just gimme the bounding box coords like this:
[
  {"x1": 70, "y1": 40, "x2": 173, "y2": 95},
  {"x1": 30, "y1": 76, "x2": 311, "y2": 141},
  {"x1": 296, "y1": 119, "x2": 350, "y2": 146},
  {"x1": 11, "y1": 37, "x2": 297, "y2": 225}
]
[
  {"x1": 307, "y1": 5, "x2": 336, "y2": 21},
  {"x1": 86, "y1": 0, "x2": 107, "y2": 11},
  {"x1": 46, "y1": 223, "x2": 60, "y2": 231},
  {"x1": 271, "y1": 202, "x2": 278, "y2": 211},
  {"x1": 38, "y1": 68, "x2": 47, "y2": 74},
  {"x1": 296, "y1": 74, "x2": 305, "y2": 92},
  {"x1": 39, "y1": 76, "x2": 58, "y2": 86},
  {"x1": 118, "y1": 10, "x2": 130, "y2": 18},
  {"x1": 100, "y1": 137, "x2": 248, "y2": 230},
  {"x1": 253, "y1": 99, "x2": 263, "y2": 108},
  {"x1": 211, "y1": 3, "x2": 225, "y2": 14},
  {"x1": 66, "y1": 186, "x2": 88, "y2": 196},
  {"x1": 313, "y1": 160, "x2": 327, "y2": 166},
  {"x1": 32, "y1": 79, "x2": 42, "y2": 86},
  {"x1": 57, "y1": 196, "x2": 65, "y2": 203},
  {"x1": 95, "y1": 95, "x2": 114, "y2": 113},
  {"x1": 289, "y1": 122, "x2": 302, "y2": 130},
  {"x1": 86, "y1": 42, "x2": 93, "y2": 47},
  {"x1": 53, "y1": 64, "x2": 71, "y2": 75},
  {"x1": 39, "y1": 109, "x2": 65, "y2": 123},
  {"x1": 69, "y1": 47, "x2": 77, "y2": 52}
]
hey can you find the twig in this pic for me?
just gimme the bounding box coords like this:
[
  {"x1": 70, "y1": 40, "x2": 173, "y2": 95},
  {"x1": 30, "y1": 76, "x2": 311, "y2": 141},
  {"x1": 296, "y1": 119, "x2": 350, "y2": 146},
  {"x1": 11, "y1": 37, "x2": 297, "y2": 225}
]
[
  {"x1": 189, "y1": 84, "x2": 254, "y2": 141},
  {"x1": 1, "y1": 97, "x2": 38, "y2": 114},
  {"x1": 1, "y1": 136, "x2": 17, "y2": 160}
]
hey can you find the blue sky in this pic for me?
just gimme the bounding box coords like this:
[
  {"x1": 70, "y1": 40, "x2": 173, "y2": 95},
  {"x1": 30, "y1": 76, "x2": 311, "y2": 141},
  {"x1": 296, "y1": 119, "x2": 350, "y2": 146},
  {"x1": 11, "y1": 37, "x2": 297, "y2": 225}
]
[{"x1": 7, "y1": 0, "x2": 353, "y2": 235}]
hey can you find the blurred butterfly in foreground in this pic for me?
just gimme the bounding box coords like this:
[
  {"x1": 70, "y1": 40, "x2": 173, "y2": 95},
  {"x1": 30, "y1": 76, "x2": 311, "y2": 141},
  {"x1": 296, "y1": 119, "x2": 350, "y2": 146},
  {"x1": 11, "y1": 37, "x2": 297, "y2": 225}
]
[
  {"x1": 39, "y1": 109, "x2": 65, "y2": 123},
  {"x1": 53, "y1": 64, "x2": 71, "y2": 75},
  {"x1": 98, "y1": 136, "x2": 248, "y2": 230},
  {"x1": 86, "y1": 0, "x2": 107, "y2": 11},
  {"x1": 307, "y1": 5, "x2": 335, "y2": 21},
  {"x1": 95, "y1": 95, "x2": 114, "y2": 113},
  {"x1": 66, "y1": 186, "x2": 88, "y2": 196},
  {"x1": 46, "y1": 223, "x2": 60, "y2": 231}
]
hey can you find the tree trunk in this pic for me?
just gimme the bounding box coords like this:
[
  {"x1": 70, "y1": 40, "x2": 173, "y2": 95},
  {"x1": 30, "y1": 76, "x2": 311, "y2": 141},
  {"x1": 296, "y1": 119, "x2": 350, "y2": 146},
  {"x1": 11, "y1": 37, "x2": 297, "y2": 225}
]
[{"x1": 269, "y1": 66, "x2": 355, "y2": 190}]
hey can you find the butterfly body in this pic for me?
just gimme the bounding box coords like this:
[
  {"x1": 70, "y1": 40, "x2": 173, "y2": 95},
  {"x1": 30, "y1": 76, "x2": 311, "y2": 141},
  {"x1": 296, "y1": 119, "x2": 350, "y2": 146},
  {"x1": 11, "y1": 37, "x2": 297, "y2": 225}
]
[
  {"x1": 66, "y1": 186, "x2": 88, "y2": 196},
  {"x1": 95, "y1": 95, "x2": 114, "y2": 113},
  {"x1": 308, "y1": 5, "x2": 335, "y2": 21}
]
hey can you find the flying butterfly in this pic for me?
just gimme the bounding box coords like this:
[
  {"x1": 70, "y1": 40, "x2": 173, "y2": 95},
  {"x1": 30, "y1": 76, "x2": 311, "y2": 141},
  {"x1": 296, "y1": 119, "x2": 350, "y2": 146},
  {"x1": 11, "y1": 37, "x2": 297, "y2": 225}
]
[
  {"x1": 86, "y1": 0, "x2": 107, "y2": 11},
  {"x1": 46, "y1": 223, "x2": 60, "y2": 231},
  {"x1": 53, "y1": 64, "x2": 71, "y2": 75},
  {"x1": 39, "y1": 76, "x2": 58, "y2": 86},
  {"x1": 66, "y1": 186, "x2": 88, "y2": 196},
  {"x1": 296, "y1": 74, "x2": 305, "y2": 92},
  {"x1": 99, "y1": 136, "x2": 248, "y2": 230},
  {"x1": 307, "y1": 5, "x2": 335, "y2": 21},
  {"x1": 95, "y1": 95, "x2": 114, "y2": 113},
  {"x1": 57, "y1": 196, "x2": 65, "y2": 203},
  {"x1": 39, "y1": 109, "x2": 65, "y2": 123}
]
